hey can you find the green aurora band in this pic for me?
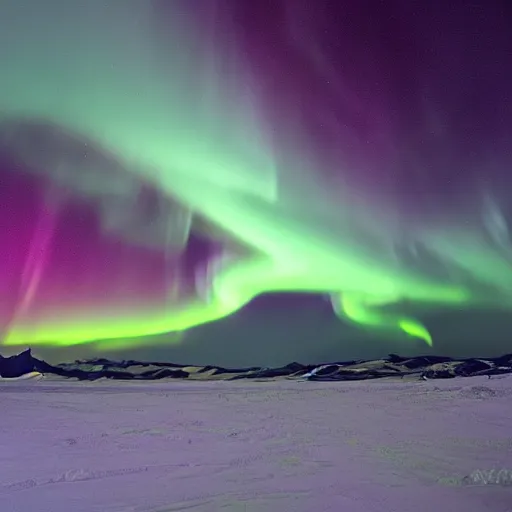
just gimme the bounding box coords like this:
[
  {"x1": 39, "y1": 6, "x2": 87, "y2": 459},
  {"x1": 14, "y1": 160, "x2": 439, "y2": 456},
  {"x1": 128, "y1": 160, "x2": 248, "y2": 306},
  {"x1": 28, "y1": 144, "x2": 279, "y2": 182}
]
[{"x1": 0, "y1": 1, "x2": 509, "y2": 349}]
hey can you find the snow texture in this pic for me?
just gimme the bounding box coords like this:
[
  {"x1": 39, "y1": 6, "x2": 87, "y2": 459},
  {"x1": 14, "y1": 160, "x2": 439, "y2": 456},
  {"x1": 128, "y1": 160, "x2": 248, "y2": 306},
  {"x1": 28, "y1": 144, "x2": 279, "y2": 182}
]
[{"x1": 1, "y1": 376, "x2": 512, "y2": 511}]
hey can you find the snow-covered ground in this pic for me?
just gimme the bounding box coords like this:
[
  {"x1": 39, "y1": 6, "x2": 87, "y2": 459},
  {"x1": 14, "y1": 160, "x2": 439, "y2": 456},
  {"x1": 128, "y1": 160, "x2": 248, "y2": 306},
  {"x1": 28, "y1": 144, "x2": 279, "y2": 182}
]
[{"x1": 1, "y1": 376, "x2": 511, "y2": 512}]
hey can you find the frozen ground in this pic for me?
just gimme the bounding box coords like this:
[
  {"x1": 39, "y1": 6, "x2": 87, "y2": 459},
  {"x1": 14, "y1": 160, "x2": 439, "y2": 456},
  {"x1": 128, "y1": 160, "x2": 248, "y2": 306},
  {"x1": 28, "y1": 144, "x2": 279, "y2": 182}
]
[{"x1": 1, "y1": 375, "x2": 511, "y2": 512}]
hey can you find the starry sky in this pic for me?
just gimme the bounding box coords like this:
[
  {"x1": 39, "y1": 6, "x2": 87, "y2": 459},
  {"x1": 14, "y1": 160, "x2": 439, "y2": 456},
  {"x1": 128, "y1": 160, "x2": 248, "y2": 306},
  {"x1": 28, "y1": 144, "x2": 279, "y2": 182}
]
[{"x1": 1, "y1": 0, "x2": 512, "y2": 366}]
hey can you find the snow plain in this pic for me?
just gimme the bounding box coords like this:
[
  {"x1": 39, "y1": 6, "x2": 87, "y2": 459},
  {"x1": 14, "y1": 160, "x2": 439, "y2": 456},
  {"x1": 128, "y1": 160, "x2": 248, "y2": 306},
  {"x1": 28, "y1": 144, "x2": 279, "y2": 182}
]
[{"x1": 1, "y1": 375, "x2": 511, "y2": 512}]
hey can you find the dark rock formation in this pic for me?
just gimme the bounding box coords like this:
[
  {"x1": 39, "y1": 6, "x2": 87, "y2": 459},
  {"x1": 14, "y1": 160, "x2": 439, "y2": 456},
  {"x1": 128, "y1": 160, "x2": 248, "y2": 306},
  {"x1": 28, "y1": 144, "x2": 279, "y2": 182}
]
[{"x1": 1, "y1": 349, "x2": 511, "y2": 381}]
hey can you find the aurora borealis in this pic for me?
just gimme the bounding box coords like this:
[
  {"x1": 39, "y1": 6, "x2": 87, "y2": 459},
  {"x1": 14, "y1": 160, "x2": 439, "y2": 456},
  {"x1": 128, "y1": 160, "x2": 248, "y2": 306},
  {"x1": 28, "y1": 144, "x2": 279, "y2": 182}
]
[{"x1": 1, "y1": 1, "x2": 512, "y2": 360}]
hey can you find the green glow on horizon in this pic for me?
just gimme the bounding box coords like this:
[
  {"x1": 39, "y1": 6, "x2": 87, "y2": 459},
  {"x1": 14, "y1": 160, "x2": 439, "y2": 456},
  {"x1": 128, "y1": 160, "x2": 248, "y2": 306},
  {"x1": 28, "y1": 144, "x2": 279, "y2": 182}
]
[{"x1": 4, "y1": 247, "x2": 469, "y2": 347}]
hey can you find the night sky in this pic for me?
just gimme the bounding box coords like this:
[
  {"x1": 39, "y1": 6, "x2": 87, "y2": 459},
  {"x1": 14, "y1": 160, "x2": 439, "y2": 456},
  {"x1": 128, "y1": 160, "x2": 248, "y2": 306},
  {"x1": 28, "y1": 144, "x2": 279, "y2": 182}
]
[{"x1": 1, "y1": 0, "x2": 512, "y2": 366}]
